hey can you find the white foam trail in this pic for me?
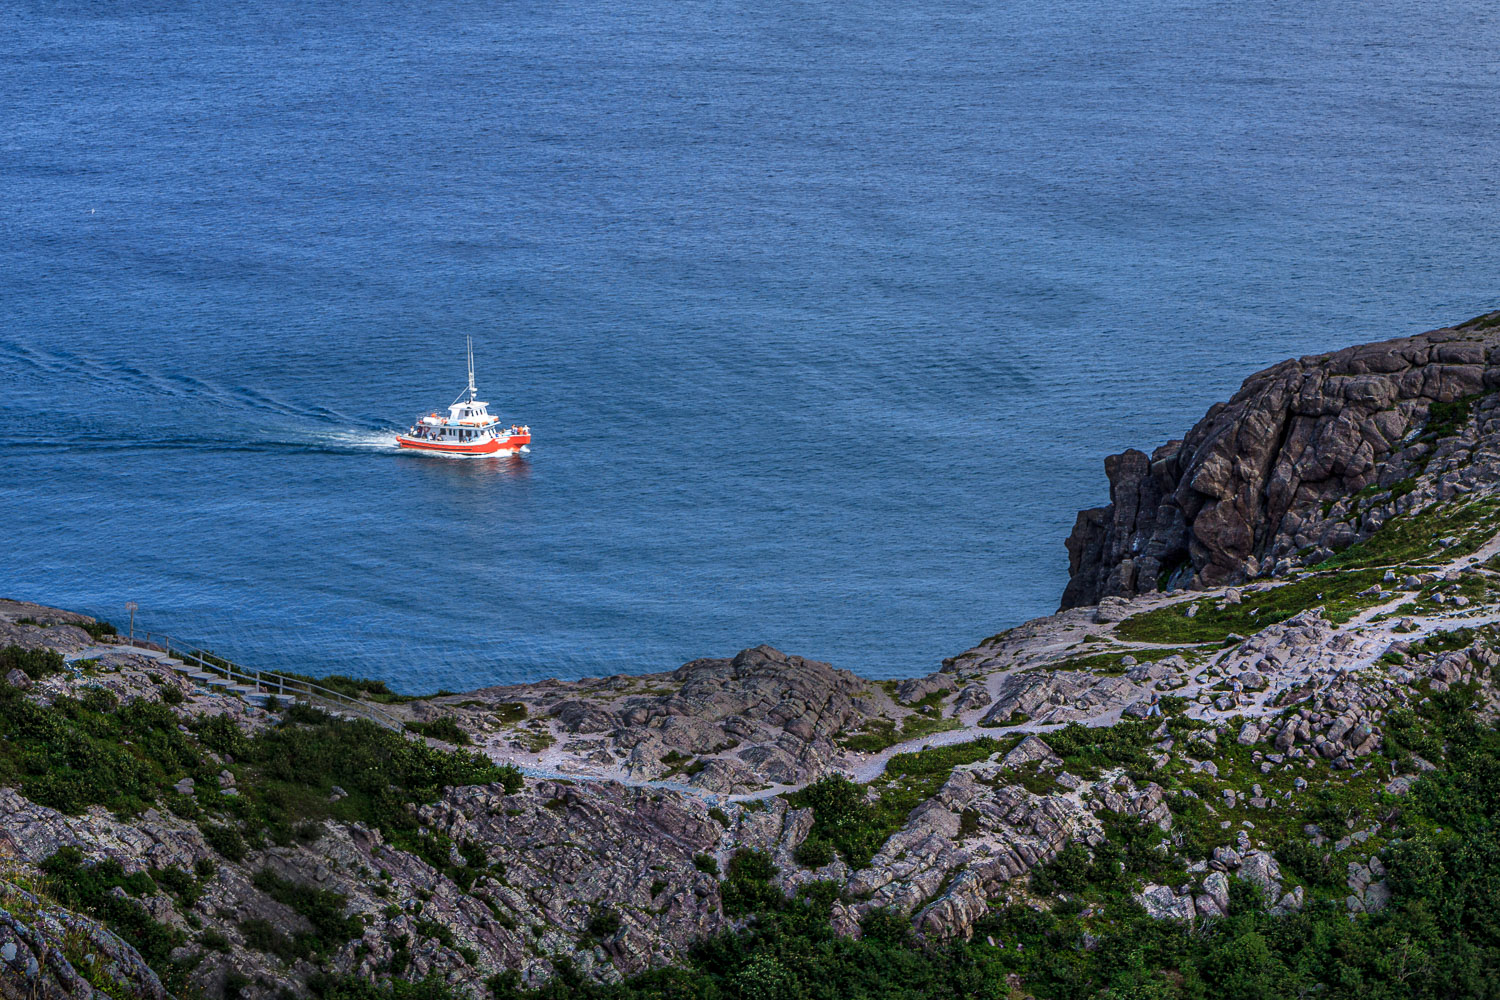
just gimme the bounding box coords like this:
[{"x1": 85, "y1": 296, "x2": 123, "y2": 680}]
[{"x1": 308, "y1": 429, "x2": 402, "y2": 451}]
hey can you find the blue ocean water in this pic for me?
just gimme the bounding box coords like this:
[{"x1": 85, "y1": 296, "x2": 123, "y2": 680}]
[{"x1": 2, "y1": 0, "x2": 1497, "y2": 691}]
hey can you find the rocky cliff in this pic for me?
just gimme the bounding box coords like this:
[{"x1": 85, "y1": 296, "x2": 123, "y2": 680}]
[{"x1": 1062, "y1": 310, "x2": 1500, "y2": 608}]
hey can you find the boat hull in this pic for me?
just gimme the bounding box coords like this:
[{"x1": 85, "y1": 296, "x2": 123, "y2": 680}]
[{"x1": 395, "y1": 433, "x2": 531, "y2": 456}]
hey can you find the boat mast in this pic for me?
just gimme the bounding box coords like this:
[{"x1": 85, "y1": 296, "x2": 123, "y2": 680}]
[{"x1": 466, "y1": 336, "x2": 477, "y2": 401}]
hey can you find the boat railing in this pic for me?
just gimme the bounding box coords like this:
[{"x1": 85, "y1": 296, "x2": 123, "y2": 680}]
[{"x1": 119, "y1": 632, "x2": 405, "y2": 731}]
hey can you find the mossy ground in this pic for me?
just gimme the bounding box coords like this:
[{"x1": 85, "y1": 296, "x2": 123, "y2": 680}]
[
  {"x1": 838, "y1": 690, "x2": 962, "y2": 753},
  {"x1": 1116, "y1": 568, "x2": 1388, "y2": 643},
  {"x1": 1321, "y1": 493, "x2": 1500, "y2": 571}
]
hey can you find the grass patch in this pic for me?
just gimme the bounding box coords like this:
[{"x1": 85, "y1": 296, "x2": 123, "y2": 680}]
[
  {"x1": 1116, "y1": 569, "x2": 1387, "y2": 643},
  {"x1": 1421, "y1": 392, "x2": 1488, "y2": 443},
  {"x1": 979, "y1": 711, "x2": 1031, "y2": 729},
  {"x1": 1405, "y1": 626, "x2": 1477, "y2": 657},
  {"x1": 512, "y1": 724, "x2": 556, "y2": 753},
  {"x1": 1320, "y1": 494, "x2": 1500, "y2": 571},
  {"x1": 837, "y1": 708, "x2": 962, "y2": 754},
  {"x1": 491, "y1": 701, "x2": 527, "y2": 723}
]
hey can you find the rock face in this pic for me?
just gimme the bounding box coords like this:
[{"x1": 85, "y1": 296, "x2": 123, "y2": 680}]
[
  {"x1": 469, "y1": 645, "x2": 886, "y2": 793},
  {"x1": 838, "y1": 740, "x2": 1170, "y2": 942},
  {"x1": 1063, "y1": 313, "x2": 1500, "y2": 607},
  {"x1": 979, "y1": 671, "x2": 1146, "y2": 727},
  {"x1": 0, "y1": 883, "x2": 171, "y2": 1000}
]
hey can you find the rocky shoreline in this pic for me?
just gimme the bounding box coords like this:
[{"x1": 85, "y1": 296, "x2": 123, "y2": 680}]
[{"x1": 7, "y1": 311, "x2": 1500, "y2": 999}]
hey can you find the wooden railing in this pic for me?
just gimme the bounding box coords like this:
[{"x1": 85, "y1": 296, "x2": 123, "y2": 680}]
[{"x1": 122, "y1": 632, "x2": 405, "y2": 731}]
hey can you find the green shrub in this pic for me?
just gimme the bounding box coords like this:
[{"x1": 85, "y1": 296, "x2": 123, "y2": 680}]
[
  {"x1": 1043, "y1": 720, "x2": 1158, "y2": 778},
  {"x1": 252, "y1": 868, "x2": 361, "y2": 950},
  {"x1": 307, "y1": 974, "x2": 475, "y2": 999},
  {"x1": 791, "y1": 738, "x2": 1011, "y2": 870},
  {"x1": 199, "y1": 928, "x2": 230, "y2": 952},
  {"x1": 154, "y1": 865, "x2": 203, "y2": 905},
  {"x1": 721, "y1": 849, "x2": 782, "y2": 916},
  {"x1": 415, "y1": 917, "x2": 457, "y2": 948},
  {"x1": 81, "y1": 620, "x2": 118, "y2": 641},
  {"x1": 405, "y1": 716, "x2": 471, "y2": 745},
  {"x1": 202, "y1": 823, "x2": 248, "y2": 861},
  {"x1": 587, "y1": 910, "x2": 621, "y2": 939},
  {"x1": 39, "y1": 848, "x2": 186, "y2": 985},
  {"x1": 0, "y1": 645, "x2": 65, "y2": 680},
  {"x1": 787, "y1": 775, "x2": 881, "y2": 868},
  {"x1": 78, "y1": 686, "x2": 117, "y2": 714},
  {"x1": 858, "y1": 907, "x2": 913, "y2": 945},
  {"x1": 0, "y1": 687, "x2": 200, "y2": 814},
  {"x1": 793, "y1": 836, "x2": 834, "y2": 869},
  {"x1": 1422, "y1": 392, "x2": 1487, "y2": 441},
  {"x1": 692, "y1": 852, "x2": 719, "y2": 875},
  {"x1": 239, "y1": 916, "x2": 307, "y2": 962}
]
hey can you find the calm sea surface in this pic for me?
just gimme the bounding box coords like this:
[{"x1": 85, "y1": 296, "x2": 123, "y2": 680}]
[{"x1": 3, "y1": 0, "x2": 1497, "y2": 690}]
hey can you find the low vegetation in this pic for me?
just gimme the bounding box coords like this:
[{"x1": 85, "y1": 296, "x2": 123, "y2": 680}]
[
  {"x1": 192, "y1": 703, "x2": 519, "y2": 863},
  {"x1": 1116, "y1": 568, "x2": 1387, "y2": 643},
  {"x1": 790, "y1": 737, "x2": 1016, "y2": 868},
  {"x1": 0, "y1": 644, "x2": 67, "y2": 679},
  {"x1": 480, "y1": 687, "x2": 1500, "y2": 1000},
  {"x1": 1321, "y1": 493, "x2": 1500, "y2": 570},
  {"x1": 38, "y1": 847, "x2": 192, "y2": 992},
  {"x1": 0, "y1": 658, "x2": 518, "y2": 864},
  {"x1": 406, "y1": 716, "x2": 472, "y2": 745},
  {"x1": 839, "y1": 691, "x2": 962, "y2": 753}
]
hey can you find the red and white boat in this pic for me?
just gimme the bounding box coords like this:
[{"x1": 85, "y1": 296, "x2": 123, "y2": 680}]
[{"x1": 396, "y1": 339, "x2": 531, "y2": 456}]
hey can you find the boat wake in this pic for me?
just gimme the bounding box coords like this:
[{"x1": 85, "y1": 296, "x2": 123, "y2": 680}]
[
  {"x1": 0, "y1": 428, "x2": 404, "y2": 459},
  {"x1": 303, "y1": 429, "x2": 403, "y2": 453}
]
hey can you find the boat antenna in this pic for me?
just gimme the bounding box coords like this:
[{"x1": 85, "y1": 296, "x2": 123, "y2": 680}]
[{"x1": 466, "y1": 336, "x2": 477, "y2": 401}]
